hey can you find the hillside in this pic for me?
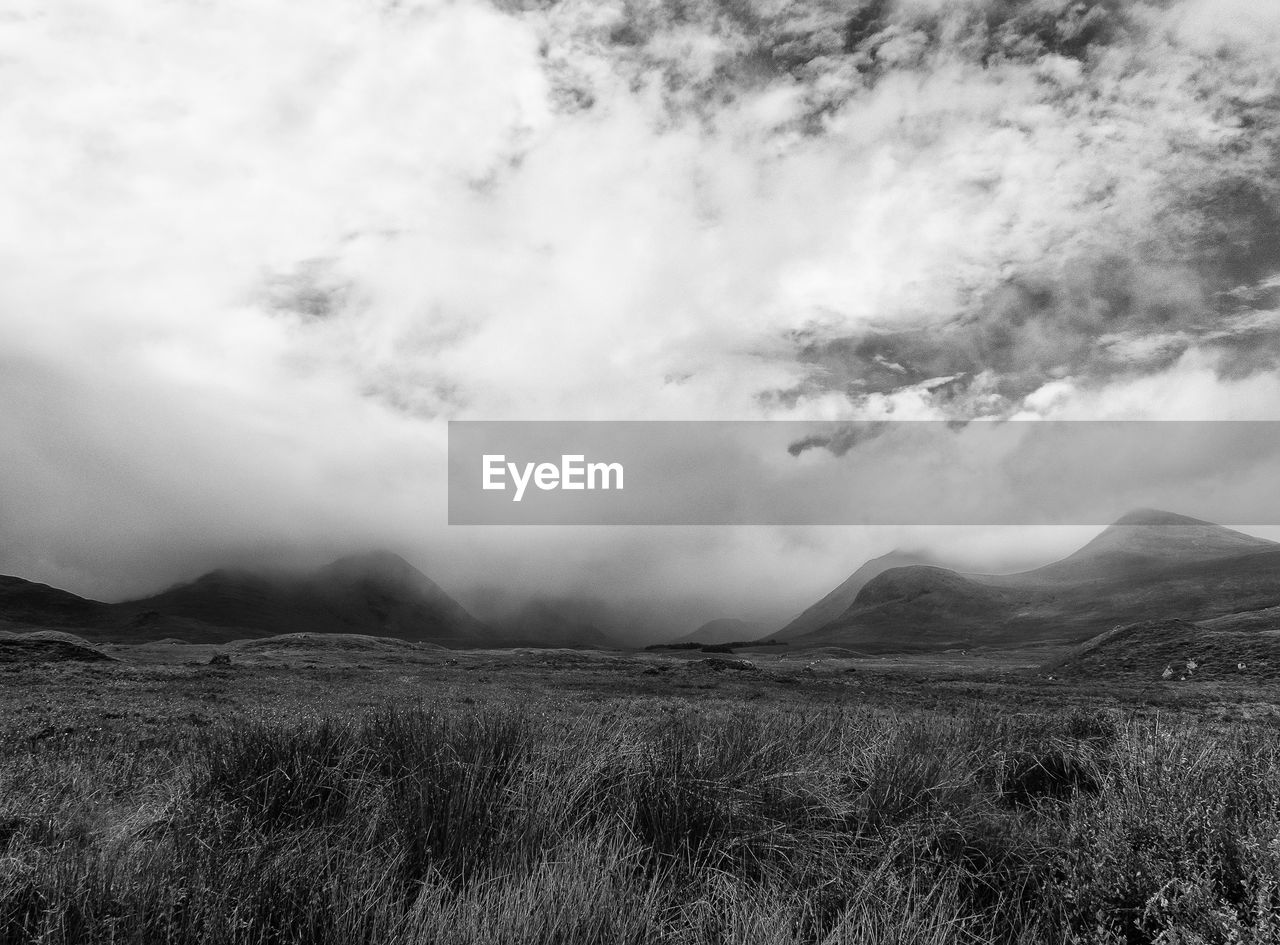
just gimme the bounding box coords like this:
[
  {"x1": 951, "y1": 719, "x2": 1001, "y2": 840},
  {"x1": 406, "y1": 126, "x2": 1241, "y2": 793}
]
[
  {"x1": 789, "y1": 511, "x2": 1280, "y2": 652},
  {"x1": 989, "y1": 509, "x2": 1278, "y2": 586},
  {"x1": 1046, "y1": 618, "x2": 1280, "y2": 679},
  {"x1": 0, "y1": 575, "x2": 112, "y2": 632},
  {"x1": 770, "y1": 551, "x2": 939, "y2": 642},
  {"x1": 0, "y1": 552, "x2": 494, "y2": 647}
]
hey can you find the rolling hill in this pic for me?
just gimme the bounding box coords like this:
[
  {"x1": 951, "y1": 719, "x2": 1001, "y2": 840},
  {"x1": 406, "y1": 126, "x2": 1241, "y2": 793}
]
[{"x1": 1046, "y1": 618, "x2": 1280, "y2": 679}]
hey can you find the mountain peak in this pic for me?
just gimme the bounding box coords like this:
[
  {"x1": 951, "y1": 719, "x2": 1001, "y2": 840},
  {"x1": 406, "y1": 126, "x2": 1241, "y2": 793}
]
[
  {"x1": 327, "y1": 549, "x2": 413, "y2": 568},
  {"x1": 1023, "y1": 509, "x2": 1277, "y2": 584},
  {"x1": 1110, "y1": 508, "x2": 1214, "y2": 528},
  {"x1": 109, "y1": 550, "x2": 490, "y2": 645},
  {"x1": 319, "y1": 551, "x2": 424, "y2": 584}
]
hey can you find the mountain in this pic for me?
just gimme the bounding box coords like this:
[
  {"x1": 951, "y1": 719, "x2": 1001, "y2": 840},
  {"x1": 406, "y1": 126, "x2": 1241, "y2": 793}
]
[
  {"x1": 115, "y1": 551, "x2": 493, "y2": 645},
  {"x1": 673, "y1": 617, "x2": 767, "y2": 646},
  {"x1": 987, "y1": 509, "x2": 1278, "y2": 586},
  {"x1": 769, "y1": 550, "x2": 940, "y2": 641},
  {"x1": 0, "y1": 575, "x2": 112, "y2": 632},
  {"x1": 0, "y1": 552, "x2": 494, "y2": 646},
  {"x1": 788, "y1": 510, "x2": 1280, "y2": 653}
]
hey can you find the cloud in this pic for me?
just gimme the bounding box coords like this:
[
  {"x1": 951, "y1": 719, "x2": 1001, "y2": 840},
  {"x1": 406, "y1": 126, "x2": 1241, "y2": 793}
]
[
  {"x1": 786, "y1": 421, "x2": 889, "y2": 456},
  {"x1": 2, "y1": 0, "x2": 1280, "y2": 622}
]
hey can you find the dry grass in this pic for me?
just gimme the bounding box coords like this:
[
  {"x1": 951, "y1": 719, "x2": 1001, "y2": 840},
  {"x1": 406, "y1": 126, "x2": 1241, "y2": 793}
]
[{"x1": 1, "y1": 702, "x2": 1279, "y2": 944}]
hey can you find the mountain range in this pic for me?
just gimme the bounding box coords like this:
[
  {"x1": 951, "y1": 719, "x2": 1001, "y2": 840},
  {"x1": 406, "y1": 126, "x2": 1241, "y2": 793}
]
[
  {"x1": 770, "y1": 509, "x2": 1280, "y2": 652},
  {"x1": 0, "y1": 552, "x2": 497, "y2": 646},
  {"x1": 4, "y1": 509, "x2": 1279, "y2": 651}
]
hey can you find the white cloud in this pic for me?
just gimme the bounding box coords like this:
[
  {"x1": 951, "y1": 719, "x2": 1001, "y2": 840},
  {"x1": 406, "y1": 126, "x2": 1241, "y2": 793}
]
[{"x1": 2, "y1": 0, "x2": 1280, "y2": 619}]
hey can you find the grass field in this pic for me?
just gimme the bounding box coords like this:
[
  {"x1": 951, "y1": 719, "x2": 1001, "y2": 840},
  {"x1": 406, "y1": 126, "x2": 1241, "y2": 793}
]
[{"x1": 2, "y1": 642, "x2": 1280, "y2": 944}]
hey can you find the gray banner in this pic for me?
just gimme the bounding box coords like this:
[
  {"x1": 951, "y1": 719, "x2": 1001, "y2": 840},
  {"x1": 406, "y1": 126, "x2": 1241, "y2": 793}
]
[{"x1": 448, "y1": 420, "x2": 1280, "y2": 525}]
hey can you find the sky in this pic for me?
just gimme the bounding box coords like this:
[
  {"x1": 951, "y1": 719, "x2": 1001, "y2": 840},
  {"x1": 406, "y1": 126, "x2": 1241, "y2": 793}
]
[{"x1": 3, "y1": 0, "x2": 1280, "y2": 636}]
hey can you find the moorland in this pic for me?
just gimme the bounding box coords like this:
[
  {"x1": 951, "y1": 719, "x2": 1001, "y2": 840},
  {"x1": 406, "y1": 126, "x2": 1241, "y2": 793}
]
[
  {"x1": 5, "y1": 509, "x2": 1280, "y2": 943},
  {"x1": 2, "y1": 637, "x2": 1280, "y2": 944}
]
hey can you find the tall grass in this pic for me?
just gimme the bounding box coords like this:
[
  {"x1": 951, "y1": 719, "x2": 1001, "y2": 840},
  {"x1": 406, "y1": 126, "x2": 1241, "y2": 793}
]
[{"x1": 1, "y1": 705, "x2": 1278, "y2": 944}]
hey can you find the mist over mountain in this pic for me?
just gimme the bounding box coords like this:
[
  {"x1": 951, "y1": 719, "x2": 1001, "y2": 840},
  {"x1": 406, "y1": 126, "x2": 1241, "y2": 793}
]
[
  {"x1": 120, "y1": 551, "x2": 494, "y2": 645},
  {"x1": 480, "y1": 597, "x2": 621, "y2": 649},
  {"x1": 673, "y1": 618, "x2": 768, "y2": 646},
  {"x1": 4, "y1": 509, "x2": 1278, "y2": 653},
  {"x1": 0, "y1": 553, "x2": 493, "y2": 647}
]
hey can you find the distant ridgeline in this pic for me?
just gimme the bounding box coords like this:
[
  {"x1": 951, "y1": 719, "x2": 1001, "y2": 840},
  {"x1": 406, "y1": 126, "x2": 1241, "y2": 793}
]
[
  {"x1": 4, "y1": 510, "x2": 1280, "y2": 653},
  {"x1": 756, "y1": 509, "x2": 1280, "y2": 653},
  {"x1": 0, "y1": 553, "x2": 498, "y2": 648}
]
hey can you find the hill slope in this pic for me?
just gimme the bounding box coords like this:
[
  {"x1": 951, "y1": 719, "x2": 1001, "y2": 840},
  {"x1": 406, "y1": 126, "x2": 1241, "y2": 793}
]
[
  {"x1": 990, "y1": 509, "x2": 1278, "y2": 586},
  {"x1": 114, "y1": 552, "x2": 493, "y2": 645},
  {"x1": 1046, "y1": 618, "x2": 1280, "y2": 679},
  {"x1": 0, "y1": 552, "x2": 494, "y2": 646},
  {"x1": 770, "y1": 551, "x2": 939, "y2": 642},
  {"x1": 790, "y1": 511, "x2": 1280, "y2": 653},
  {"x1": 0, "y1": 576, "x2": 111, "y2": 632}
]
